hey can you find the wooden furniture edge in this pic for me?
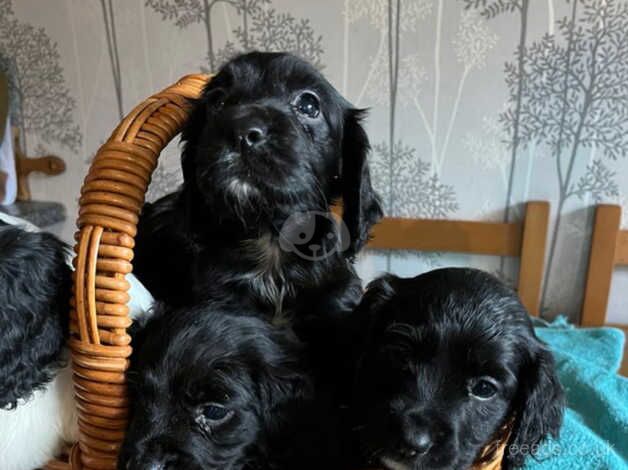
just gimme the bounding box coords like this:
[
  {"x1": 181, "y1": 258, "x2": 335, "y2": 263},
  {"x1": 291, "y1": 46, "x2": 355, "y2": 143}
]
[{"x1": 581, "y1": 205, "x2": 621, "y2": 327}]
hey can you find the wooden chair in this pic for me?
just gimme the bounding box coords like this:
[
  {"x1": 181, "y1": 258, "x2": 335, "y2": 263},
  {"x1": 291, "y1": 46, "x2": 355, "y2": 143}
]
[
  {"x1": 0, "y1": 72, "x2": 66, "y2": 202},
  {"x1": 366, "y1": 201, "x2": 550, "y2": 317},
  {"x1": 581, "y1": 204, "x2": 628, "y2": 375}
]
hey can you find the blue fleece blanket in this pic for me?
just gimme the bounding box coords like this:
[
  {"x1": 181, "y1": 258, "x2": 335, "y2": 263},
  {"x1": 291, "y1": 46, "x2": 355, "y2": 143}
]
[{"x1": 522, "y1": 317, "x2": 628, "y2": 470}]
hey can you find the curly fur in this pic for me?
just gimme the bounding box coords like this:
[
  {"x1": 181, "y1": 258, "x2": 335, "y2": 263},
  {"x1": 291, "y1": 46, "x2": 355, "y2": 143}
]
[
  {"x1": 119, "y1": 302, "x2": 340, "y2": 470},
  {"x1": 0, "y1": 223, "x2": 71, "y2": 409},
  {"x1": 347, "y1": 268, "x2": 564, "y2": 470}
]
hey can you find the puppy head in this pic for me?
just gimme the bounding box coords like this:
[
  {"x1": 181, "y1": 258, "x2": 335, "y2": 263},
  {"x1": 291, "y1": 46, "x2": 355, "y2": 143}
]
[
  {"x1": 181, "y1": 51, "x2": 381, "y2": 255},
  {"x1": 119, "y1": 304, "x2": 309, "y2": 470},
  {"x1": 0, "y1": 225, "x2": 71, "y2": 408},
  {"x1": 351, "y1": 268, "x2": 563, "y2": 470}
]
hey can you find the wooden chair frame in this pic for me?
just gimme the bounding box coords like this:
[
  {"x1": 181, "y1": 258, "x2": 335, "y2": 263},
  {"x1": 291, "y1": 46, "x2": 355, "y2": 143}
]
[
  {"x1": 581, "y1": 204, "x2": 628, "y2": 376},
  {"x1": 581, "y1": 204, "x2": 628, "y2": 328},
  {"x1": 367, "y1": 201, "x2": 550, "y2": 317}
]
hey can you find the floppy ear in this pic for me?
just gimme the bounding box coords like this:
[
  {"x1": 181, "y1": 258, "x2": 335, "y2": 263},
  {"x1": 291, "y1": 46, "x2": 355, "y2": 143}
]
[
  {"x1": 180, "y1": 77, "x2": 228, "y2": 186},
  {"x1": 0, "y1": 315, "x2": 67, "y2": 409},
  {"x1": 253, "y1": 326, "x2": 313, "y2": 413},
  {"x1": 180, "y1": 97, "x2": 207, "y2": 186},
  {"x1": 360, "y1": 275, "x2": 397, "y2": 333},
  {"x1": 341, "y1": 109, "x2": 382, "y2": 257},
  {"x1": 178, "y1": 94, "x2": 216, "y2": 230},
  {"x1": 0, "y1": 229, "x2": 70, "y2": 409},
  {"x1": 257, "y1": 361, "x2": 312, "y2": 413},
  {"x1": 349, "y1": 275, "x2": 398, "y2": 369},
  {"x1": 505, "y1": 345, "x2": 564, "y2": 468},
  {"x1": 127, "y1": 305, "x2": 161, "y2": 356}
]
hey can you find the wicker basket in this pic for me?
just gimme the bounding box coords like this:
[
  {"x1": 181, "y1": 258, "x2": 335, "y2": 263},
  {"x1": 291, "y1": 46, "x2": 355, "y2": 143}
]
[{"x1": 46, "y1": 75, "x2": 508, "y2": 470}]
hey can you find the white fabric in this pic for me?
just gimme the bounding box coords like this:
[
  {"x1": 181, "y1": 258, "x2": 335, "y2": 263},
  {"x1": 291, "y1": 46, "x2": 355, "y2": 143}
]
[
  {"x1": 0, "y1": 214, "x2": 154, "y2": 469},
  {"x1": 0, "y1": 212, "x2": 39, "y2": 232},
  {"x1": 0, "y1": 362, "x2": 78, "y2": 470},
  {"x1": 0, "y1": 114, "x2": 16, "y2": 205},
  {"x1": 128, "y1": 270, "x2": 155, "y2": 319}
]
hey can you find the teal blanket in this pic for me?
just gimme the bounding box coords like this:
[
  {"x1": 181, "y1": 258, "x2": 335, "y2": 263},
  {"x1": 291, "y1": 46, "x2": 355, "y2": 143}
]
[{"x1": 522, "y1": 317, "x2": 628, "y2": 470}]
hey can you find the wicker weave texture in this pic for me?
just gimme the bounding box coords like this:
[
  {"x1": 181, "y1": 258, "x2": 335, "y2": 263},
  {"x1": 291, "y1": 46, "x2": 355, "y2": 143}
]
[{"x1": 68, "y1": 74, "x2": 208, "y2": 470}]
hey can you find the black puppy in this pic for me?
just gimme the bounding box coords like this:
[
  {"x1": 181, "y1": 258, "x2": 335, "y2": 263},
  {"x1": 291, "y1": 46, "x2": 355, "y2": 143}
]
[
  {"x1": 119, "y1": 302, "x2": 340, "y2": 470},
  {"x1": 348, "y1": 268, "x2": 564, "y2": 470},
  {"x1": 0, "y1": 223, "x2": 71, "y2": 408},
  {"x1": 134, "y1": 52, "x2": 382, "y2": 330}
]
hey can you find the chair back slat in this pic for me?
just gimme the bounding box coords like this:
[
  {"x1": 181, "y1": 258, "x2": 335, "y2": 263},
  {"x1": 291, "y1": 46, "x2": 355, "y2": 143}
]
[
  {"x1": 614, "y1": 231, "x2": 628, "y2": 265},
  {"x1": 581, "y1": 204, "x2": 622, "y2": 326},
  {"x1": 518, "y1": 202, "x2": 550, "y2": 316},
  {"x1": 366, "y1": 201, "x2": 550, "y2": 316},
  {"x1": 368, "y1": 218, "x2": 522, "y2": 256}
]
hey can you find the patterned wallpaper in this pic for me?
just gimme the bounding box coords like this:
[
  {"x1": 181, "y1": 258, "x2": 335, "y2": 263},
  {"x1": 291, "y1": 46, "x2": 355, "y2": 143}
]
[{"x1": 1, "y1": 0, "x2": 627, "y2": 323}]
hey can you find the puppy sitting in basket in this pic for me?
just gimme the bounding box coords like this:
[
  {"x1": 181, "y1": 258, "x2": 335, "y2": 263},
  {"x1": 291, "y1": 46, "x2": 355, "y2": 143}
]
[
  {"x1": 119, "y1": 302, "x2": 341, "y2": 470},
  {"x1": 122, "y1": 52, "x2": 382, "y2": 469},
  {"x1": 346, "y1": 268, "x2": 564, "y2": 470},
  {"x1": 134, "y1": 51, "x2": 382, "y2": 331}
]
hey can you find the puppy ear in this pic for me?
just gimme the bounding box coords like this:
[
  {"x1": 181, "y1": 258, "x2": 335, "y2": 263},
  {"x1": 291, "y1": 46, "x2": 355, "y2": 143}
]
[
  {"x1": 127, "y1": 302, "x2": 170, "y2": 365},
  {"x1": 258, "y1": 362, "x2": 312, "y2": 412},
  {"x1": 180, "y1": 97, "x2": 207, "y2": 186},
  {"x1": 361, "y1": 275, "x2": 397, "y2": 326},
  {"x1": 341, "y1": 109, "x2": 382, "y2": 257},
  {"x1": 505, "y1": 345, "x2": 564, "y2": 467},
  {"x1": 255, "y1": 329, "x2": 312, "y2": 410},
  {"x1": 127, "y1": 310, "x2": 154, "y2": 355},
  {"x1": 349, "y1": 275, "x2": 398, "y2": 361},
  {"x1": 181, "y1": 79, "x2": 226, "y2": 186},
  {"x1": 0, "y1": 229, "x2": 70, "y2": 408}
]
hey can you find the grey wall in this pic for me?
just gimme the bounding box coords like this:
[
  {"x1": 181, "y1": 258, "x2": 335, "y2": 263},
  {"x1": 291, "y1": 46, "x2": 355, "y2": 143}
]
[{"x1": 2, "y1": 0, "x2": 627, "y2": 323}]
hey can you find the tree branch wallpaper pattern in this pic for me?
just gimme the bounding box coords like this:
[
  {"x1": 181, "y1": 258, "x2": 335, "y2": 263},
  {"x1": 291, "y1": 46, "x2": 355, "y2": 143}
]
[
  {"x1": 0, "y1": 0, "x2": 81, "y2": 155},
  {"x1": 1, "y1": 0, "x2": 627, "y2": 323}
]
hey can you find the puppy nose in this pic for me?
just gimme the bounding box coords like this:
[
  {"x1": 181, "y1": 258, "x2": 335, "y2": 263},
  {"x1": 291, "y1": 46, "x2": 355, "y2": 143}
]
[
  {"x1": 127, "y1": 458, "x2": 173, "y2": 470},
  {"x1": 123, "y1": 444, "x2": 178, "y2": 470},
  {"x1": 410, "y1": 428, "x2": 433, "y2": 455},
  {"x1": 227, "y1": 105, "x2": 269, "y2": 150},
  {"x1": 403, "y1": 412, "x2": 433, "y2": 455},
  {"x1": 233, "y1": 119, "x2": 267, "y2": 149},
  {"x1": 242, "y1": 126, "x2": 266, "y2": 147},
  {"x1": 145, "y1": 462, "x2": 165, "y2": 470}
]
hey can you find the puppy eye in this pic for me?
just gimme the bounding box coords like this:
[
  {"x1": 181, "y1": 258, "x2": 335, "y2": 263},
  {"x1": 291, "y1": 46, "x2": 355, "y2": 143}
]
[
  {"x1": 294, "y1": 91, "x2": 320, "y2": 118},
  {"x1": 206, "y1": 88, "x2": 226, "y2": 110},
  {"x1": 201, "y1": 403, "x2": 233, "y2": 424},
  {"x1": 469, "y1": 378, "x2": 498, "y2": 400}
]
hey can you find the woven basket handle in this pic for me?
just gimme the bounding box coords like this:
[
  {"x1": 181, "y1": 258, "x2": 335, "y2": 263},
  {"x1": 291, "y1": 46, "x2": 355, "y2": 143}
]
[{"x1": 67, "y1": 74, "x2": 209, "y2": 470}]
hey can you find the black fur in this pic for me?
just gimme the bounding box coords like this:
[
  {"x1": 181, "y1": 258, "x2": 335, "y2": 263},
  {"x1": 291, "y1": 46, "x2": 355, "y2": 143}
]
[
  {"x1": 0, "y1": 223, "x2": 71, "y2": 408},
  {"x1": 133, "y1": 52, "x2": 382, "y2": 329},
  {"x1": 118, "y1": 303, "x2": 340, "y2": 470},
  {"x1": 347, "y1": 268, "x2": 564, "y2": 470}
]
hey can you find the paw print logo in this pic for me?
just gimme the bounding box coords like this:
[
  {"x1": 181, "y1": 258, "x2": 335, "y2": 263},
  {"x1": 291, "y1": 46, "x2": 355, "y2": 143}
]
[{"x1": 278, "y1": 211, "x2": 350, "y2": 260}]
